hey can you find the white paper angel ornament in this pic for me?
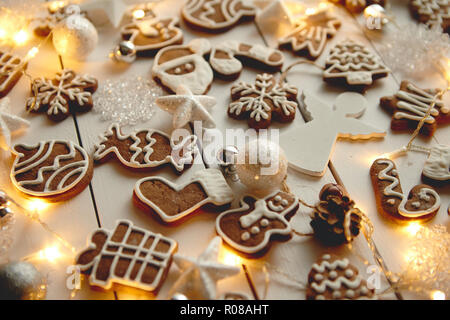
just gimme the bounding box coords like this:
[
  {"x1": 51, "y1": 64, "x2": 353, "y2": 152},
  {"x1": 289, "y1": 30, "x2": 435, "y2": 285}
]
[{"x1": 280, "y1": 92, "x2": 386, "y2": 176}]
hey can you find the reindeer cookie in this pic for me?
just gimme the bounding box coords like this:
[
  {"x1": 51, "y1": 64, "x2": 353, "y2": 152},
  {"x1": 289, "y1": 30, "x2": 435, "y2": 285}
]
[
  {"x1": 151, "y1": 39, "x2": 213, "y2": 95},
  {"x1": 209, "y1": 41, "x2": 284, "y2": 79},
  {"x1": 370, "y1": 158, "x2": 441, "y2": 223},
  {"x1": 181, "y1": 0, "x2": 257, "y2": 32},
  {"x1": 216, "y1": 191, "x2": 299, "y2": 256},
  {"x1": 134, "y1": 169, "x2": 234, "y2": 224},
  {"x1": 10, "y1": 140, "x2": 93, "y2": 201},
  {"x1": 93, "y1": 124, "x2": 197, "y2": 173}
]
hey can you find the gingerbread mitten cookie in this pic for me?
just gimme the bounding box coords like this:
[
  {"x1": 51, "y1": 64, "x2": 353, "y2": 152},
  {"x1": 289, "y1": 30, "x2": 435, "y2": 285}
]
[
  {"x1": 370, "y1": 158, "x2": 441, "y2": 223},
  {"x1": 134, "y1": 169, "x2": 234, "y2": 224},
  {"x1": 11, "y1": 140, "x2": 93, "y2": 202},
  {"x1": 76, "y1": 220, "x2": 177, "y2": 292},
  {"x1": 216, "y1": 191, "x2": 299, "y2": 256}
]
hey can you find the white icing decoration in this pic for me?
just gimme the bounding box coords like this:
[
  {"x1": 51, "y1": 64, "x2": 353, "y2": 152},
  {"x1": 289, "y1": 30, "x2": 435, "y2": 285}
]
[
  {"x1": 181, "y1": 0, "x2": 257, "y2": 30},
  {"x1": 260, "y1": 219, "x2": 269, "y2": 227},
  {"x1": 250, "y1": 226, "x2": 260, "y2": 234},
  {"x1": 215, "y1": 191, "x2": 298, "y2": 254},
  {"x1": 314, "y1": 274, "x2": 324, "y2": 281},
  {"x1": 241, "y1": 232, "x2": 250, "y2": 241},
  {"x1": 323, "y1": 40, "x2": 389, "y2": 86},
  {"x1": 152, "y1": 39, "x2": 213, "y2": 95},
  {"x1": 375, "y1": 159, "x2": 441, "y2": 218},
  {"x1": 11, "y1": 140, "x2": 90, "y2": 197},
  {"x1": 345, "y1": 269, "x2": 354, "y2": 278},
  {"x1": 387, "y1": 199, "x2": 396, "y2": 206},
  {"x1": 316, "y1": 295, "x2": 325, "y2": 300},
  {"x1": 329, "y1": 271, "x2": 338, "y2": 279},
  {"x1": 93, "y1": 123, "x2": 197, "y2": 172},
  {"x1": 278, "y1": 13, "x2": 340, "y2": 58},
  {"x1": 423, "y1": 144, "x2": 450, "y2": 182},
  {"x1": 346, "y1": 290, "x2": 355, "y2": 298},
  {"x1": 134, "y1": 168, "x2": 234, "y2": 223},
  {"x1": 312, "y1": 259, "x2": 349, "y2": 273},
  {"x1": 332, "y1": 291, "x2": 341, "y2": 299},
  {"x1": 311, "y1": 276, "x2": 362, "y2": 293},
  {"x1": 76, "y1": 220, "x2": 177, "y2": 291},
  {"x1": 280, "y1": 91, "x2": 386, "y2": 177},
  {"x1": 0, "y1": 50, "x2": 24, "y2": 95},
  {"x1": 360, "y1": 286, "x2": 368, "y2": 295},
  {"x1": 229, "y1": 73, "x2": 297, "y2": 122},
  {"x1": 323, "y1": 254, "x2": 331, "y2": 260}
]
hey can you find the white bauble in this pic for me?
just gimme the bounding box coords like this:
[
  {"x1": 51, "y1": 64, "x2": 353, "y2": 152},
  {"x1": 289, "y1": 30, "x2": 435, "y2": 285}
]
[
  {"x1": 52, "y1": 15, "x2": 98, "y2": 61},
  {"x1": 235, "y1": 139, "x2": 288, "y2": 193}
]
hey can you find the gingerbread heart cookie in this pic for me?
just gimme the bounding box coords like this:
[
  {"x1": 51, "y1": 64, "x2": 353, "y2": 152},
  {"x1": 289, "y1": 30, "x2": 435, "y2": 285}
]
[
  {"x1": 152, "y1": 39, "x2": 213, "y2": 95},
  {"x1": 306, "y1": 254, "x2": 376, "y2": 300},
  {"x1": 93, "y1": 123, "x2": 197, "y2": 173},
  {"x1": 10, "y1": 140, "x2": 93, "y2": 202},
  {"x1": 76, "y1": 220, "x2": 177, "y2": 292},
  {"x1": 228, "y1": 73, "x2": 297, "y2": 129},
  {"x1": 216, "y1": 191, "x2": 299, "y2": 256},
  {"x1": 181, "y1": 0, "x2": 257, "y2": 32},
  {"x1": 209, "y1": 41, "x2": 284, "y2": 79},
  {"x1": 0, "y1": 50, "x2": 26, "y2": 98},
  {"x1": 380, "y1": 80, "x2": 449, "y2": 137},
  {"x1": 26, "y1": 69, "x2": 98, "y2": 122},
  {"x1": 370, "y1": 158, "x2": 441, "y2": 222},
  {"x1": 134, "y1": 168, "x2": 234, "y2": 224},
  {"x1": 121, "y1": 17, "x2": 183, "y2": 56},
  {"x1": 278, "y1": 12, "x2": 341, "y2": 60}
]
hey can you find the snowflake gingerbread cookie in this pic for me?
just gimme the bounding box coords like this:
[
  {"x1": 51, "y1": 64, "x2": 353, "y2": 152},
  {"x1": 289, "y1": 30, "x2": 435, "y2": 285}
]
[
  {"x1": 26, "y1": 69, "x2": 98, "y2": 122},
  {"x1": 181, "y1": 0, "x2": 257, "y2": 32},
  {"x1": 278, "y1": 11, "x2": 341, "y2": 60},
  {"x1": 93, "y1": 123, "x2": 197, "y2": 173},
  {"x1": 10, "y1": 140, "x2": 93, "y2": 201},
  {"x1": 228, "y1": 73, "x2": 298, "y2": 129},
  {"x1": 76, "y1": 220, "x2": 177, "y2": 292},
  {"x1": 410, "y1": 0, "x2": 450, "y2": 33},
  {"x1": 323, "y1": 40, "x2": 389, "y2": 91}
]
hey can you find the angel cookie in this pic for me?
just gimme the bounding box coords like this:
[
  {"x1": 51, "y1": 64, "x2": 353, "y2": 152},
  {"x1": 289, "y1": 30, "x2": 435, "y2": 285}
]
[
  {"x1": 26, "y1": 69, "x2": 98, "y2": 122},
  {"x1": 10, "y1": 140, "x2": 93, "y2": 202},
  {"x1": 228, "y1": 73, "x2": 298, "y2": 129},
  {"x1": 216, "y1": 191, "x2": 299, "y2": 256},
  {"x1": 209, "y1": 41, "x2": 284, "y2": 79},
  {"x1": 152, "y1": 39, "x2": 213, "y2": 95},
  {"x1": 181, "y1": 0, "x2": 257, "y2": 32},
  {"x1": 278, "y1": 11, "x2": 341, "y2": 60},
  {"x1": 121, "y1": 17, "x2": 183, "y2": 56},
  {"x1": 380, "y1": 80, "x2": 449, "y2": 137},
  {"x1": 134, "y1": 169, "x2": 234, "y2": 224},
  {"x1": 370, "y1": 158, "x2": 441, "y2": 223},
  {"x1": 76, "y1": 220, "x2": 177, "y2": 292},
  {"x1": 93, "y1": 124, "x2": 197, "y2": 173}
]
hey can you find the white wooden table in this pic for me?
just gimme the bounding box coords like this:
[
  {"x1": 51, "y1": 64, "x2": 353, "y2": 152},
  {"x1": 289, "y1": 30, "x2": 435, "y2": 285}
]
[{"x1": 1, "y1": 0, "x2": 448, "y2": 300}]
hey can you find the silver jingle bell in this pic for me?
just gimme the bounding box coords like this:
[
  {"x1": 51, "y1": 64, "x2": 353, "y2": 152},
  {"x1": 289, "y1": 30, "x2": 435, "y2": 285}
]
[
  {"x1": 216, "y1": 145, "x2": 239, "y2": 182},
  {"x1": 110, "y1": 41, "x2": 137, "y2": 63},
  {"x1": 170, "y1": 292, "x2": 188, "y2": 300},
  {"x1": 0, "y1": 261, "x2": 46, "y2": 300}
]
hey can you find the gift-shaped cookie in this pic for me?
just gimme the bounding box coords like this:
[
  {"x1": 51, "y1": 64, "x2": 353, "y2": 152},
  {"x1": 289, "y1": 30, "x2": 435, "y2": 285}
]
[
  {"x1": 76, "y1": 220, "x2": 177, "y2": 292},
  {"x1": 134, "y1": 169, "x2": 234, "y2": 224},
  {"x1": 93, "y1": 123, "x2": 197, "y2": 173},
  {"x1": 216, "y1": 191, "x2": 299, "y2": 256}
]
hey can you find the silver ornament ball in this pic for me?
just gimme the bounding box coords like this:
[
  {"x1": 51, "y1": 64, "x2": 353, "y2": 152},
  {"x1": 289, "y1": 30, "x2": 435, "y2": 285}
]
[
  {"x1": 110, "y1": 41, "x2": 137, "y2": 63},
  {"x1": 0, "y1": 261, "x2": 46, "y2": 300}
]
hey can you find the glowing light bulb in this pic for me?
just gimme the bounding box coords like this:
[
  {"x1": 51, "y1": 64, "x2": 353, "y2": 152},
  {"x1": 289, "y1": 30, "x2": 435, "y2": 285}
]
[
  {"x1": 405, "y1": 222, "x2": 422, "y2": 236},
  {"x1": 25, "y1": 47, "x2": 39, "y2": 61},
  {"x1": 49, "y1": 1, "x2": 67, "y2": 13},
  {"x1": 27, "y1": 199, "x2": 49, "y2": 212},
  {"x1": 39, "y1": 246, "x2": 62, "y2": 262},
  {"x1": 431, "y1": 290, "x2": 445, "y2": 300},
  {"x1": 221, "y1": 249, "x2": 242, "y2": 266},
  {"x1": 305, "y1": 8, "x2": 317, "y2": 15},
  {"x1": 132, "y1": 9, "x2": 145, "y2": 20},
  {"x1": 0, "y1": 28, "x2": 6, "y2": 40},
  {"x1": 13, "y1": 30, "x2": 28, "y2": 46}
]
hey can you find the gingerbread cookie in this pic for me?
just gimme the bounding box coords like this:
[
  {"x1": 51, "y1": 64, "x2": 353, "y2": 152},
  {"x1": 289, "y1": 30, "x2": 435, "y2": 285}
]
[
  {"x1": 134, "y1": 168, "x2": 234, "y2": 224},
  {"x1": 370, "y1": 158, "x2": 441, "y2": 222},
  {"x1": 330, "y1": 0, "x2": 386, "y2": 13},
  {"x1": 306, "y1": 254, "x2": 376, "y2": 300},
  {"x1": 93, "y1": 123, "x2": 197, "y2": 173},
  {"x1": 121, "y1": 17, "x2": 183, "y2": 56},
  {"x1": 181, "y1": 0, "x2": 257, "y2": 32},
  {"x1": 152, "y1": 38, "x2": 213, "y2": 95},
  {"x1": 323, "y1": 40, "x2": 389, "y2": 91},
  {"x1": 278, "y1": 12, "x2": 341, "y2": 60},
  {"x1": 209, "y1": 41, "x2": 284, "y2": 79},
  {"x1": 380, "y1": 80, "x2": 449, "y2": 137},
  {"x1": 410, "y1": 0, "x2": 450, "y2": 33},
  {"x1": 422, "y1": 144, "x2": 450, "y2": 185},
  {"x1": 10, "y1": 140, "x2": 93, "y2": 202},
  {"x1": 76, "y1": 220, "x2": 177, "y2": 292},
  {"x1": 216, "y1": 191, "x2": 299, "y2": 256},
  {"x1": 0, "y1": 51, "x2": 26, "y2": 98},
  {"x1": 228, "y1": 73, "x2": 297, "y2": 129},
  {"x1": 310, "y1": 183, "x2": 363, "y2": 246},
  {"x1": 26, "y1": 69, "x2": 98, "y2": 122}
]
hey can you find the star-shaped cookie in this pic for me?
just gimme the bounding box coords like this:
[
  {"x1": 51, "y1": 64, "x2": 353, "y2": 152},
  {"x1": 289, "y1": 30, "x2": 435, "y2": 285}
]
[
  {"x1": 155, "y1": 85, "x2": 216, "y2": 129},
  {"x1": 0, "y1": 98, "x2": 30, "y2": 151},
  {"x1": 168, "y1": 237, "x2": 240, "y2": 300}
]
